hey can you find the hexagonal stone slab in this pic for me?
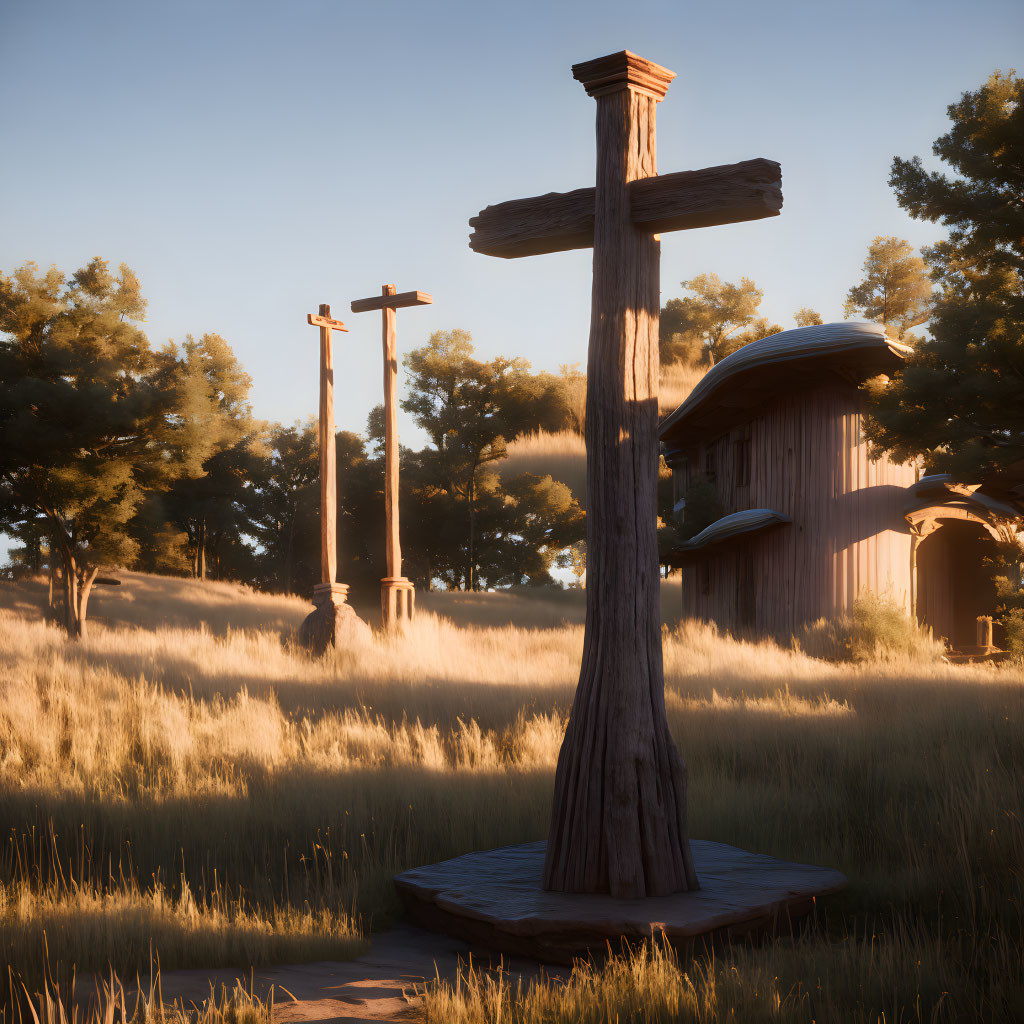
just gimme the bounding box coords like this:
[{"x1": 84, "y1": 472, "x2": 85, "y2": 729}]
[{"x1": 395, "y1": 840, "x2": 846, "y2": 963}]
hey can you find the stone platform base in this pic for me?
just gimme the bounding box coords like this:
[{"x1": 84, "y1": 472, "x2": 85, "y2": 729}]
[
  {"x1": 299, "y1": 583, "x2": 371, "y2": 655},
  {"x1": 394, "y1": 840, "x2": 846, "y2": 964}
]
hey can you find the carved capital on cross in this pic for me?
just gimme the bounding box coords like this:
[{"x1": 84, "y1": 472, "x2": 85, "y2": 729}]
[{"x1": 571, "y1": 50, "x2": 675, "y2": 100}]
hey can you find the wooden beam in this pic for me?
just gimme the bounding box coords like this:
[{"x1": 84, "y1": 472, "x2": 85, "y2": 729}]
[
  {"x1": 469, "y1": 188, "x2": 595, "y2": 259},
  {"x1": 631, "y1": 159, "x2": 782, "y2": 233},
  {"x1": 308, "y1": 312, "x2": 349, "y2": 331},
  {"x1": 350, "y1": 290, "x2": 433, "y2": 313},
  {"x1": 468, "y1": 158, "x2": 782, "y2": 259}
]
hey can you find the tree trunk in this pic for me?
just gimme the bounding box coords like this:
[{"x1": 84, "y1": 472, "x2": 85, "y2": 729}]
[
  {"x1": 64, "y1": 552, "x2": 78, "y2": 635},
  {"x1": 542, "y1": 83, "x2": 698, "y2": 898},
  {"x1": 198, "y1": 520, "x2": 207, "y2": 580},
  {"x1": 74, "y1": 566, "x2": 99, "y2": 640},
  {"x1": 467, "y1": 476, "x2": 476, "y2": 592},
  {"x1": 283, "y1": 508, "x2": 294, "y2": 592}
]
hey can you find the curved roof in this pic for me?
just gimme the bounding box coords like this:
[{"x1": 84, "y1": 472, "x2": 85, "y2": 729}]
[
  {"x1": 671, "y1": 508, "x2": 791, "y2": 563},
  {"x1": 905, "y1": 476, "x2": 1020, "y2": 521},
  {"x1": 660, "y1": 322, "x2": 912, "y2": 449}
]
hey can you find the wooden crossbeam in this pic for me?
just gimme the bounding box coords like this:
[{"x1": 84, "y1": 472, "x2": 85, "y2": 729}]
[
  {"x1": 468, "y1": 158, "x2": 782, "y2": 259},
  {"x1": 350, "y1": 290, "x2": 433, "y2": 313},
  {"x1": 307, "y1": 312, "x2": 349, "y2": 331}
]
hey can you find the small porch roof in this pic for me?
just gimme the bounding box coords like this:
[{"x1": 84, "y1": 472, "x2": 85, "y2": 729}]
[
  {"x1": 905, "y1": 476, "x2": 1021, "y2": 521},
  {"x1": 669, "y1": 508, "x2": 791, "y2": 565}
]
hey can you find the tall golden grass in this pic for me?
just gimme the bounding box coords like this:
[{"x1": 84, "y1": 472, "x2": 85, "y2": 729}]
[
  {"x1": 2, "y1": 572, "x2": 1023, "y2": 1021},
  {"x1": 658, "y1": 361, "x2": 704, "y2": 416}
]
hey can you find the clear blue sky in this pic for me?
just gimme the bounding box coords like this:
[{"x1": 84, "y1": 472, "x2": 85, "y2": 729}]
[{"x1": 0, "y1": 0, "x2": 1020, "y2": 559}]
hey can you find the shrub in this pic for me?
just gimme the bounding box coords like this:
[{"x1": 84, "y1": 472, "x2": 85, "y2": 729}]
[
  {"x1": 1001, "y1": 607, "x2": 1024, "y2": 662},
  {"x1": 798, "y1": 592, "x2": 944, "y2": 663}
]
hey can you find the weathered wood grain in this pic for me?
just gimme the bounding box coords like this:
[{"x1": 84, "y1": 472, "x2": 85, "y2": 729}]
[
  {"x1": 630, "y1": 159, "x2": 782, "y2": 233},
  {"x1": 350, "y1": 290, "x2": 432, "y2": 313},
  {"x1": 350, "y1": 284, "x2": 432, "y2": 626},
  {"x1": 468, "y1": 159, "x2": 781, "y2": 258},
  {"x1": 308, "y1": 312, "x2": 349, "y2": 331},
  {"x1": 542, "y1": 59, "x2": 698, "y2": 899},
  {"x1": 381, "y1": 285, "x2": 402, "y2": 580},
  {"x1": 309, "y1": 302, "x2": 339, "y2": 585},
  {"x1": 672, "y1": 386, "x2": 917, "y2": 640}
]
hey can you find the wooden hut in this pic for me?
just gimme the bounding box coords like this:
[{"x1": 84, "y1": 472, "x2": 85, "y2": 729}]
[{"x1": 659, "y1": 321, "x2": 1021, "y2": 649}]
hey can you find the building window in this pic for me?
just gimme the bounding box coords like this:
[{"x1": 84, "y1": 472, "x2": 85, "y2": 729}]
[{"x1": 734, "y1": 424, "x2": 751, "y2": 488}]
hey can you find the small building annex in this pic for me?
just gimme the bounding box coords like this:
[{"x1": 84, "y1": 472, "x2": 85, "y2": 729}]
[{"x1": 658, "y1": 321, "x2": 1022, "y2": 650}]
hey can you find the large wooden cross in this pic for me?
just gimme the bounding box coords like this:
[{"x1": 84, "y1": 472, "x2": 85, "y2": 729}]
[
  {"x1": 470, "y1": 51, "x2": 782, "y2": 898},
  {"x1": 350, "y1": 285, "x2": 433, "y2": 626}
]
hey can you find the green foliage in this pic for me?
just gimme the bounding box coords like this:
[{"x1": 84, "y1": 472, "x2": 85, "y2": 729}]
[
  {"x1": 157, "y1": 333, "x2": 265, "y2": 580},
  {"x1": 799, "y1": 592, "x2": 944, "y2": 662},
  {"x1": 793, "y1": 306, "x2": 823, "y2": 327},
  {"x1": 1001, "y1": 608, "x2": 1024, "y2": 662},
  {"x1": 843, "y1": 235, "x2": 933, "y2": 340},
  {"x1": 0, "y1": 259, "x2": 172, "y2": 634},
  {"x1": 985, "y1": 533, "x2": 1024, "y2": 659},
  {"x1": 865, "y1": 70, "x2": 1024, "y2": 483},
  {"x1": 660, "y1": 273, "x2": 783, "y2": 367},
  {"x1": 1, "y1": 267, "x2": 587, "y2": 603},
  {"x1": 402, "y1": 330, "x2": 585, "y2": 590}
]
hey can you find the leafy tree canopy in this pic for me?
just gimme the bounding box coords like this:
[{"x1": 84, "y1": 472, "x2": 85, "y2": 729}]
[
  {"x1": 844, "y1": 235, "x2": 933, "y2": 340},
  {"x1": 865, "y1": 70, "x2": 1024, "y2": 485},
  {"x1": 0, "y1": 258, "x2": 170, "y2": 634},
  {"x1": 660, "y1": 273, "x2": 782, "y2": 367},
  {"x1": 793, "y1": 307, "x2": 824, "y2": 327}
]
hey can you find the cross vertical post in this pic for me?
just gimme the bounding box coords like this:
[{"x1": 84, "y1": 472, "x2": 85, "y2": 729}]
[
  {"x1": 468, "y1": 51, "x2": 782, "y2": 898},
  {"x1": 300, "y1": 304, "x2": 370, "y2": 653},
  {"x1": 315, "y1": 303, "x2": 342, "y2": 586},
  {"x1": 350, "y1": 285, "x2": 433, "y2": 627}
]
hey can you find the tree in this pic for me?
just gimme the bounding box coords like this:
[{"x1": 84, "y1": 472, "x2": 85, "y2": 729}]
[
  {"x1": 403, "y1": 330, "x2": 518, "y2": 590},
  {"x1": 558, "y1": 363, "x2": 587, "y2": 436},
  {"x1": 865, "y1": 70, "x2": 1024, "y2": 485},
  {"x1": 475, "y1": 472, "x2": 584, "y2": 587},
  {"x1": 794, "y1": 306, "x2": 824, "y2": 327},
  {"x1": 247, "y1": 421, "x2": 320, "y2": 592},
  {"x1": 844, "y1": 236, "x2": 933, "y2": 339},
  {"x1": 660, "y1": 273, "x2": 782, "y2": 366},
  {"x1": 159, "y1": 333, "x2": 263, "y2": 579},
  {"x1": 0, "y1": 259, "x2": 171, "y2": 637}
]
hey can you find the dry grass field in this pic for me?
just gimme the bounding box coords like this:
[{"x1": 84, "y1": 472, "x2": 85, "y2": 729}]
[{"x1": 1, "y1": 571, "x2": 1023, "y2": 1022}]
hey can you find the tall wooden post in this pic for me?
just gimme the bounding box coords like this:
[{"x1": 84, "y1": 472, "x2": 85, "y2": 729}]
[
  {"x1": 351, "y1": 286, "x2": 433, "y2": 627},
  {"x1": 542, "y1": 57, "x2": 697, "y2": 899},
  {"x1": 300, "y1": 304, "x2": 370, "y2": 653},
  {"x1": 467, "y1": 50, "x2": 783, "y2": 897},
  {"x1": 315, "y1": 303, "x2": 341, "y2": 586}
]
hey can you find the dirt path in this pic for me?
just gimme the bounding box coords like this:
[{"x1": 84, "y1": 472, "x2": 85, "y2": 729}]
[{"x1": 148, "y1": 923, "x2": 558, "y2": 1024}]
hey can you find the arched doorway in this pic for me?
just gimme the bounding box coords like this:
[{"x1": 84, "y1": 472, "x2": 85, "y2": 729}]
[{"x1": 915, "y1": 518, "x2": 999, "y2": 649}]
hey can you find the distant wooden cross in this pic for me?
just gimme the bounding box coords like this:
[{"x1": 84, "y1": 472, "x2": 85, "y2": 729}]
[
  {"x1": 469, "y1": 51, "x2": 782, "y2": 898},
  {"x1": 351, "y1": 285, "x2": 433, "y2": 627},
  {"x1": 300, "y1": 303, "x2": 368, "y2": 652}
]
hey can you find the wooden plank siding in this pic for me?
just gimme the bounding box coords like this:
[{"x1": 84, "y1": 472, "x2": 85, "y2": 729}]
[{"x1": 677, "y1": 385, "x2": 917, "y2": 640}]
